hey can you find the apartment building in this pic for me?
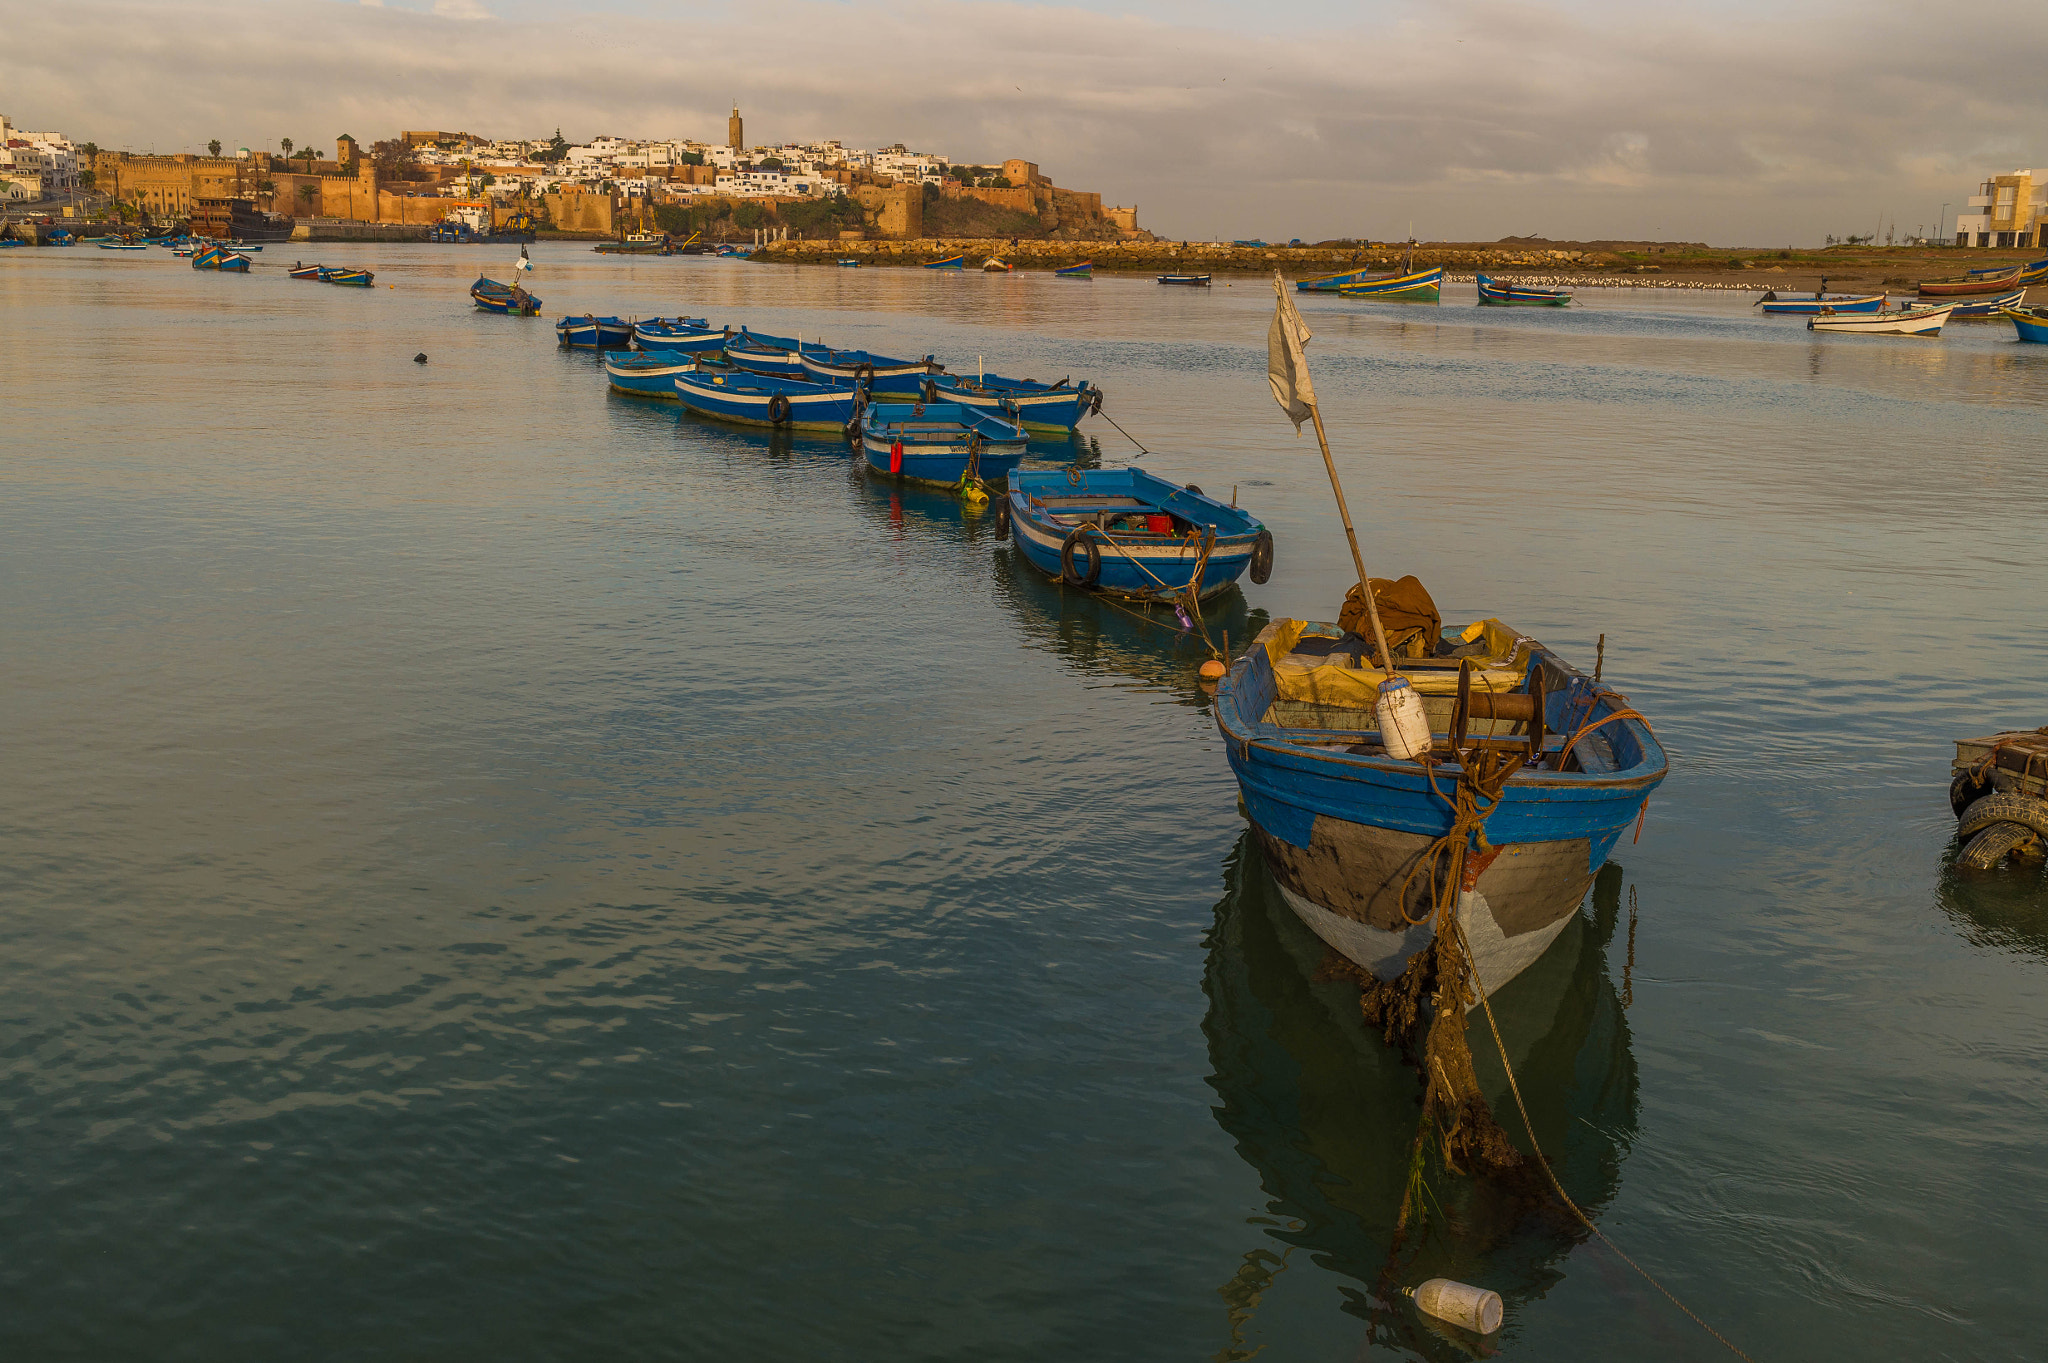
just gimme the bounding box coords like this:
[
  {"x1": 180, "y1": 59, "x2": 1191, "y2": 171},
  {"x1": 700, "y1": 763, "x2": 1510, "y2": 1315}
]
[{"x1": 1954, "y1": 168, "x2": 2048, "y2": 248}]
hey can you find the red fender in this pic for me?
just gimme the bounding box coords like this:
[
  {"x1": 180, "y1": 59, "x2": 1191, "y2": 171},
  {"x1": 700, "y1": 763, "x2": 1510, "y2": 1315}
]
[{"x1": 890, "y1": 439, "x2": 903, "y2": 474}]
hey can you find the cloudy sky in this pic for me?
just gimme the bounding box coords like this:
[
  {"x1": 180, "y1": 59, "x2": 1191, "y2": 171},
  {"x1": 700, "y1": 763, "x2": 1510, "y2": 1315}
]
[{"x1": 4, "y1": 0, "x2": 2044, "y2": 244}]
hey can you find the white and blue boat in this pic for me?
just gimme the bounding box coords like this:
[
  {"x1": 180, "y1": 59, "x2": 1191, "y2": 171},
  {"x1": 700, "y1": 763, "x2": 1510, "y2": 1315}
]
[
  {"x1": 471, "y1": 276, "x2": 542, "y2": 315},
  {"x1": 860, "y1": 403, "x2": 1027, "y2": 486},
  {"x1": 1003, "y1": 468, "x2": 1270, "y2": 600},
  {"x1": 802, "y1": 347, "x2": 938, "y2": 395},
  {"x1": 630, "y1": 319, "x2": 723, "y2": 352},
  {"x1": 1946, "y1": 289, "x2": 2026, "y2": 319},
  {"x1": 604, "y1": 351, "x2": 699, "y2": 399},
  {"x1": 556, "y1": 315, "x2": 634, "y2": 349},
  {"x1": 1215, "y1": 617, "x2": 1666, "y2": 999},
  {"x1": 1756, "y1": 290, "x2": 1885, "y2": 315},
  {"x1": 928, "y1": 372, "x2": 1102, "y2": 432},
  {"x1": 2003, "y1": 306, "x2": 2048, "y2": 343},
  {"x1": 675, "y1": 370, "x2": 866, "y2": 431},
  {"x1": 723, "y1": 330, "x2": 812, "y2": 378}
]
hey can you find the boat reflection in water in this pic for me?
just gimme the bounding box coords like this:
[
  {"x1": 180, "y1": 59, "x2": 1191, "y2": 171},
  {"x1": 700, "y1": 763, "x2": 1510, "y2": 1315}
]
[{"x1": 1202, "y1": 835, "x2": 1638, "y2": 1356}]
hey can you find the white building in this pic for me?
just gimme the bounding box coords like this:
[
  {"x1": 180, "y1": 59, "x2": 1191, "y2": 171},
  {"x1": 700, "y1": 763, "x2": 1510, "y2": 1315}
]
[
  {"x1": 0, "y1": 113, "x2": 78, "y2": 197},
  {"x1": 1953, "y1": 167, "x2": 2048, "y2": 249}
]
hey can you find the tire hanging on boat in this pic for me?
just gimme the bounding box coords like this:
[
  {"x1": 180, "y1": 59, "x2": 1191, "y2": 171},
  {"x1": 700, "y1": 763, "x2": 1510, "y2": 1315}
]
[
  {"x1": 768, "y1": 393, "x2": 792, "y2": 426},
  {"x1": 995, "y1": 497, "x2": 1011, "y2": 539},
  {"x1": 1060, "y1": 529, "x2": 1102, "y2": 587},
  {"x1": 855, "y1": 362, "x2": 875, "y2": 388},
  {"x1": 921, "y1": 377, "x2": 939, "y2": 404},
  {"x1": 1249, "y1": 528, "x2": 1275, "y2": 585}
]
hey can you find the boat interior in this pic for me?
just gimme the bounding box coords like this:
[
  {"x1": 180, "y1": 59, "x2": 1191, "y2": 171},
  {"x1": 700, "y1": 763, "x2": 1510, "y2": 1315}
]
[{"x1": 1020, "y1": 492, "x2": 1226, "y2": 539}]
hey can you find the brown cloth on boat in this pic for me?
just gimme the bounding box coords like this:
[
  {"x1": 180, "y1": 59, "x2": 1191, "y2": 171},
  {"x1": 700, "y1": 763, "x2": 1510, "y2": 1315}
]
[{"x1": 1339, "y1": 575, "x2": 1441, "y2": 661}]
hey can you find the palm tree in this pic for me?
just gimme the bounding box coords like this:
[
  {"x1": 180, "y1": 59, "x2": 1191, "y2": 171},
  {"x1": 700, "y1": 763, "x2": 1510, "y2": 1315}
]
[
  {"x1": 208, "y1": 139, "x2": 222, "y2": 158},
  {"x1": 281, "y1": 137, "x2": 294, "y2": 159}
]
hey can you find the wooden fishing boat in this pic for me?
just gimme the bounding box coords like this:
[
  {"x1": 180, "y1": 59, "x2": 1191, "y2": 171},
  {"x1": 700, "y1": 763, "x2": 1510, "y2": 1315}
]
[
  {"x1": 470, "y1": 275, "x2": 542, "y2": 315},
  {"x1": 859, "y1": 402, "x2": 1028, "y2": 487},
  {"x1": 1946, "y1": 289, "x2": 2025, "y2": 318},
  {"x1": 97, "y1": 242, "x2": 147, "y2": 252},
  {"x1": 1756, "y1": 290, "x2": 1885, "y2": 315},
  {"x1": 1214, "y1": 617, "x2": 1666, "y2": 997},
  {"x1": 982, "y1": 258, "x2": 1011, "y2": 272},
  {"x1": 1003, "y1": 468, "x2": 1270, "y2": 601},
  {"x1": 675, "y1": 370, "x2": 866, "y2": 431},
  {"x1": 723, "y1": 330, "x2": 812, "y2": 378},
  {"x1": 603, "y1": 351, "x2": 699, "y2": 399},
  {"x1": 2002, "y1": 306, "x2": 2048, "y2": 343},
  {"x1": 1807, "y1": 303, "x2": 1952, "y2": 335},
  {"x1": 319, "y1": 267, "x2": 374, "y2": 287},
  {"x1": 2016, "y1": 258, "x2": 2048, "y2": 286},
  {"x1": 216, "y1": 252, "x2": 253, "y2": 272},
  {"x1": 1917, "y1": 265, "x2": 2024, "y2": 297},
  {"x1": 924, "y1": 254, "x2": 968, "y2": 269},
  {"x1": 288, "y1": 263, "x2": 322, "y2": 280},
  {"x1": 1158, "y1": 274, "x2": 1212, "y2": 286},
  {"x1": 1475, "y1": 272, "x2": 1569, "y2": 306},
  {"x1": 1335, "y1": 265, "x2": 1443, "y2": 302},
  {"x1": 837, "y1": 258, "x2": 861, "y2": 267},
  {"x1": 630, "y1": 320, "x2": 726, "y2": 353},
  {"x1": 1296, "y1": 265, "x2": 1383, "y2": 292},
  {"x1": 189, "y1": 244, "x2": 225, "y2": 269},
  {"x1": 800, "y1": 346, "x2": 939, "y2": 395},
  {"x1": 927, "y1": 371, "x2": 1102, "y2": 432},
  {"x1": 555, "y1": 315, "x2": 634, "y2": 349},
  {"x1": 594, "y1": 232, "x2": 672, "y2": 255},
  {"x1": 1055, "y1": 260, "x2": 1093, "y2": 277}
]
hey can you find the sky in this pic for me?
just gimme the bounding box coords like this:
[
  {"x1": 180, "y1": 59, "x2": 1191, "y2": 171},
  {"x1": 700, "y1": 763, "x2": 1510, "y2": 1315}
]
[{"x1": 3, "y1": 0, "x2": 2045, "y2": 244}]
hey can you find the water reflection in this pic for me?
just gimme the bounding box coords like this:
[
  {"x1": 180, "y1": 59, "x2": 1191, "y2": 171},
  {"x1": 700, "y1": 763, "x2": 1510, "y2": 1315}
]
[
  {"x1": 1936, "y1": 846, "x2": 2048, "y2": 960},
  {"x1": 1202, "y1": 837, "x2": 1637, "y2": 1358}
]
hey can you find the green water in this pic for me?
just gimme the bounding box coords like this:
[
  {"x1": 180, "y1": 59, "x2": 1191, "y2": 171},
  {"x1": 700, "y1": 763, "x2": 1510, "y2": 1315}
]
[{"x1": 2, "y1": 246, "x2": 2043, "y2": 1360}]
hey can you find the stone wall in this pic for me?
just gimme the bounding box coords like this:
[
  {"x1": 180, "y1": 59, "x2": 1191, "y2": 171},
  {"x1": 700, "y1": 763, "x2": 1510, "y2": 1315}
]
[{"x1": 758, "y1": 238, "x2": 1613, "y2": 274}]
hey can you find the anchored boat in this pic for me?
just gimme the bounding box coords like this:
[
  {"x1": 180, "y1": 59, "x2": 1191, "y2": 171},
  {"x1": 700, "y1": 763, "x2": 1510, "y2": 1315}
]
[
  {"x1": 1158, "y1": 273, "x2": 1213, "y2": 286},
  {"x1": 319, "y1": 266, "x2": 374, "y2": 287},
  {"x1": 1475, "y1": 272, "x2": 1570, "y2": 306},
  {"x1": 1755, "y1": 290, "x2": 1885, "y2": 315},
  {"x1": 723, "y1": 330, "x2": 812, "y2": 378},
  {"x1": 1946, "y1": 289, "x2": 2026, "y2": 318},
  {"x1": 631, "y1": 320, "x2": 726, "y2": 353},
  {"x1": 603, "y1": 351, "x2": 699, "y2": 399},
  {"x1": 924, "y1": 254, "x2": 968, "y2": 269},
  {"x1": 1807, "y1": 303, "x2": 1952, "y2": 335},
  {"x1": 800, "y1": 346, "x2": 939, "y2": 395},
  {"x1": 2002, "y1": 306, "x2": 2048, "y2": 342},
  {"x1": 859, "y1": 402, "x2": 1027, "y2": 487},
  {"x1": 288, "y1": 262, "x2": 322, "y2": 280},
  {"x1": 1002, "y1": 468, "x2": 1270, "y2": 601},
  {"x1": 675, "y1": 370, "x2": 865, "y2": 431},
  {"x1": 1054, "y1": 260, "x2": 1094, "y2": 277},
  {"x1": 927, "y1": 372, "x2": 1102, "y2": 432},
  {"x1": 1917, "y1": 265, "x2": 2024, "y2": 297},
  {"x1": 556, "y1": 315, "x2": 634, "y2": 349},
  {"x1": 1335, "y1": 265, "x2": 1443, "y2": 302},
  {"x1": 470, "y1": 276, "x2": 542, "y2": 315}
]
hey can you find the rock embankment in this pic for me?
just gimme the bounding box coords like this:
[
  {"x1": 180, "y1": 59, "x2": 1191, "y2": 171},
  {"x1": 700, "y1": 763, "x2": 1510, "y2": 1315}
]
[{"x1": 756, "y1": 238, "x2": 1616, "y2": 276}]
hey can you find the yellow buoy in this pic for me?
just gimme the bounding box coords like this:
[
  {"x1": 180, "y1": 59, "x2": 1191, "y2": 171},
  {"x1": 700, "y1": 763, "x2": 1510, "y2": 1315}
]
[{"x1": 1199, "y1": 659, "x2": 1227, "y2": 680}]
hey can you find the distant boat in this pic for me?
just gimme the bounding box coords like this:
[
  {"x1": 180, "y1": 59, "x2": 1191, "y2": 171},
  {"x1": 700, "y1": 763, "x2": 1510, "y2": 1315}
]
[
  {"x1": 1917, "y1": 266, "x2": 2023, "y2": 297},
  {"x1": 1475, "y1": 272, "x2": 1570, "y2": 306},
  {"x1": 800, "y1": 346, "x2": 939, "y2": 395},
  {"x1": 1946, "y1": 288, "x2": 2026, "y2": 318},
  {"x1": 97, "y1": 242, "x2": 146, "y2": 252},
  {"x1": 602, "y1": 351, "x2": 698, "y2": 399},
  {"x1": 470, "y1": 275, "x2": 542, "y2": 315},
  {"x1": 1054, "y1": 260, "x2": 1094, "y2": 277},
  {"x1": 2016, "y1": 258, "x2": 2048, "y2": 286},
  {"x1": 1296, "y1": 264, "x2": 1386, "y2": 292},
  {"x1": 837, "y1": 258, "x2": 860, "y2": 267},
  {"x1": 860, "y1": 402, "x2": 1028, "y2": 487},
  {"x1": 929, "y1": 372, "x2": 1102, "y2": 432},
  {"x1": 288, "y1": 263, "x2": 322, "y2": 280},
  {"x1": 1808, "y1": 303, "x2": 1952, "y2": 335},
  {"x1": 982, "y1": 257, "x2": 1011, "y2": 272},
  {"x1": 1003, "y1": 468, "x2": 1269, "y2": 600},
  {"x1": 631, "y1": 320, "x2": 727, "y2": 353},
  {"x1": 191, "y1": 244, "x2": 252, "y2": 272},
  {"x1": 595, "y1": 232, "x2": 673, "y2": 255},
  {"x1": 924, "y1": 254, "x2": 969, "y2": 269},
  {"x1": 1755, "y1": 290, "x2": 1885, "y2": 315},
  {"x1": 1158, "y1": 274, "x2": 1212, "y2": 286},
  {"x1": 1335, "y1": 265, "x2": 1443, "y2": 302},
  {"x1": 556, "y1": 315, "x2": 634, "y2": 349},
  {"x1": 676, "y1": 370, "x2": 867, "y2": 431},
  {"x1": 2002, "y1": 306, "x2": 2048, "y2": 343},
  {"x1": 319, "y1": 267, "x2": 374, "y2": 287}
]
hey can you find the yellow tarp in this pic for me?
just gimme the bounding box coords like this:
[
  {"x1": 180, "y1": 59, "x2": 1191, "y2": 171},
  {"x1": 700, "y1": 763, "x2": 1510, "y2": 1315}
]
[{"x1": 1262, "y1": 618, "x2": 1531, "y2": 710}]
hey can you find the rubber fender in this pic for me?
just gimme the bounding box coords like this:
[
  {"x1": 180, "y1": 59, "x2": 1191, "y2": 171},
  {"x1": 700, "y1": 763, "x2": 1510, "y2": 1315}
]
[
  {"x1": 767, "y1": 393, "x2": 792, "y2": 426},
  {"x1": 921, "y1": 377, "x2": 939, "y2": 403},
  {"x1": 1249, "y1": 528, "x2": 1275, "y2": 585},
  {"x1": 1958, "y1": 791, "x2": 2048, "y2": 842},
  {"x1": 995, "y1": 497, "x2": 1011, "y2": 540},
  {"x1": 1950, "y1": 770, "x2": 1992, "y2": 817},
  {"x1": 1060, "y1": 529, "x2": 1102, "y2": 587}
]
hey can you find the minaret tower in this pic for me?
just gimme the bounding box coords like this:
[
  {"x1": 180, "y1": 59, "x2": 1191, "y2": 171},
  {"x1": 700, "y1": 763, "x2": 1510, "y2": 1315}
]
[{"x1": 728, "y1": 104, "x2": 744, "y2": 152}]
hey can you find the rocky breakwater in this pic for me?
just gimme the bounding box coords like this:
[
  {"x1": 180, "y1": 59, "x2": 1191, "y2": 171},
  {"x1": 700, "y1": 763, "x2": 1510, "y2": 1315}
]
[{"x1": 757, "y1": 238, "x2": 1623, "y2": 276}]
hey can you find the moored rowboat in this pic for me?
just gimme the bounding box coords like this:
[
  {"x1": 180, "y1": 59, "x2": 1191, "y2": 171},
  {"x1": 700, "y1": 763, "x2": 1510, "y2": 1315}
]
[
  {"x1": 1158, "y1": 274, "x2": 1212, "y2": 286},
  {"x1": 1475, "y1": 272, "x2": 1570, "y2": 306},
  {"x1": 603, "y1": 351, "x2": 699, "y2": 399},
  {"x1": 1335, "y1": 265, "x2": 1443, "y2": 303},
  {"x1": 924, "y1": 254, "x2": 968, "y2": 269},
  {"x1": 1755, "y1": 291, "x2": 1885, "y2": 315},
  {"x1": 556, "y1": 315, "x2": 633, "y2": 349},
  {"x1": 859, "y1": 402, "x2": 1027, "y2": 486},
  {"x1": 675, "y1": 370, "x2": 866, "y2": 431},
  {"x1": 1916, "y1": 266, "x2": 2024, "y2": 297},
  {"x1": 319, "y1": 267, "x2": 374, "y2": 287},
  {"x1": 631, "y1": 320, "x2": 726, "y2": 353},
  {"x1": 927, "y1": 371, "x2": 1101, "y2": 431},
  {"x1": 1004, "y1": 468, "x2": 1270, "y2": 601},
  {"x1": 470, "y1": 275, "x2": 542, "y2": 315},
  {"x1": 800, "y1": 346, "x2": 938, "y2": 395},
  {"x1": 1054, "y1": 260, "x2": 1094, "y2": 277},
  {"x1": 1807, "y1": 303, "x2": 1953, "y2": 335},
  {"x1": 1945, "y1": 289, "x2": 2025, "y2": 318},
  {"x1": 2002, "y1": 306, "x2": 2048, "y2": 343}
]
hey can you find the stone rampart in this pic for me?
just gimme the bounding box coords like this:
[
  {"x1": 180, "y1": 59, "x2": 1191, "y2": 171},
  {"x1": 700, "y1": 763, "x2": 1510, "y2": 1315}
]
[{"x1": 756, "y1": 239, "x2": 1615, "y2": 274}]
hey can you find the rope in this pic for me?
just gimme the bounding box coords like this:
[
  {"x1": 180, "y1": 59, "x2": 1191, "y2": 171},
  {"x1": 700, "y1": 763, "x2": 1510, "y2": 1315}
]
[
  {"x1": 1071, "y1": 523, "x2": 1223, "y2": 659},
  {"x1": 1095, "y1": 408, "x2": 1150, "y2": 457}
]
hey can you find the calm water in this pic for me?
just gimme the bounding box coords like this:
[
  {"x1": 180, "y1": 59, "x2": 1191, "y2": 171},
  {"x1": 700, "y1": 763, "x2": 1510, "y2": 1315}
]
[{"x1": 3, "y1": 246, "x2": 2044, "y2": 1361}]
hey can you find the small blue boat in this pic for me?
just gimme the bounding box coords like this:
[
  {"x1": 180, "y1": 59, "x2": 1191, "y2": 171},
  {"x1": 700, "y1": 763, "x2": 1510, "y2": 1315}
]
[
  {"x1": 1296, "y1": 265, "x2": 1385, "y2": 292},
  {"x1": 2003, "y1": 306, "x2": 2048, "y2": 343},
  {"x1": 675, "y1": 370, "x2": 866, "y2": 431},
  {"x1": 631, "y1": 320, "x2": 726, "y2": 352},
  {"x1": 1946, "y1": 289, "x2": 2026, "y2": 318},
  {"x1": 925, "y1": 254, "x2": 968, "y2": 269},
  {"x1": 724, "y1": 331, "x2": 811, "y2": 378},
  {"x1": 801, "y1": 347, "x2": 938, "y2": 395},
  {"x1": 928, "y1": 372, "x2": 1102, "y2": 432},
  {"x1": 1475, "y1": 272, "x2": 1570, "y2": 306},
  {"x1": 471, "y1": 276, "x2": 542, "y2": 315},
  {"x1": 1004, "y1": 468, "x2": 1269, "y2": 601},
  {"x1": 1756, "y1": 290, "x2": 1885, "y2": 315},
  {"x1": 319, "y1": 266, "x2": 374, "y2": 287},
  {"x1": 1054, "y1": 260, "x2": 1094, "y2": 277},
  {"x1": 2017, "y1": 258, "x2": 2048, "y2": 286},
  {"x1": 604, "y1": 351, "x2": 699, "y2": 399},
  {"x1": 556, "y1": 314, "x2": 633, "y2": 349},
  {"x1": 1215, "y1": 615, "x2": 1666, "y2": 999},
  {"x1": 1336, "y1": 265, "x2": 1443, "y2": 302},
  {"x1": 98, "y1": 242, "x2": 147, "y2": 252},
  {"x1": 860, "y1": 402, "x2": 1028, "y2": 486},
  {"x1": 838, "y1": 259, "x2": 861, "y2": 268}
]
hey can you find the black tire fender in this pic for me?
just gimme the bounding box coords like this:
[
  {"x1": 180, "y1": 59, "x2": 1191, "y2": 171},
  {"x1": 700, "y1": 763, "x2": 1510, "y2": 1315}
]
[
  {"x1": 1249, "y1": 528, "x2": 1275, "y2": 585},
  {"x1": 768, "y1": 393, "x2": 792, "y2": 426},
  {"x1": 1184, "y1": 483, "x2": 1204, "y2": 496},
  {"x1": 995, "y1": 497, "x2": 1012, "y2": 540},
  {"x1": 855, "y1": 362, "x2": 876, "y2": 387},
  {"x1": 1060, "y1": 529, "x2": 1102, "y2": 587},
  {"x1": 921, "y1": 377, "x2": 939, "y2": 404}
]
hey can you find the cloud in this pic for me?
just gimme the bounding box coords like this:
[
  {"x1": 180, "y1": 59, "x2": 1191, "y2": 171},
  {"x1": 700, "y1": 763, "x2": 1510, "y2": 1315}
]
[{"x1": 5, "y1": 0, "x2": 2045, "y2": 243}]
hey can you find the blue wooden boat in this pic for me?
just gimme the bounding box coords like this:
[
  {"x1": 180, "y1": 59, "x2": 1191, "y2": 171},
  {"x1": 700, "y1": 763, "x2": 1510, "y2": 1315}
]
[
  {"x1": 2003, "y1": 306, "x2": 2048, "y2": 343},
  {"x1": 838, "y1": 259, "x2": 861, "y2": 268},
  {"x1": 924, "y1": 254, "x2": 969, "y2": 269},
  {"x1": 1158, "y1": 274, "x2": 1212, "y2": 286},
  {"x1": 189, "y1": 244, "x2": 225, "y2": 269},
  {"x1": 860, "y1": 402, "x2": 1028, "y2": 487},
  {"x1": 1004, "y1": 468, "x2": 1269, "y2": 600},
  {"x1": 1296, "y1": 266, "x2": 1379, "y2": 292},
  {"x1": 2017, "y1": 258, "x2": 2048, "y2": 286},
  {"x1": 1756, "y1": 290, "x2": 1884, "y2": 315},
  {"x1": 1214, "y1": 617, "x2": 1666, "y2": 998},
  {"x1": 675, "y1": 370, "x2": 865, "y2": 431},
  {"x1": 288, "y1": 262, "x2": 322, "y2": 280},
  {"x1": 556, "y1": 314, "x2": 633, "y2": 349},
  {"x1": 1054, "y1": 260, "x2": 1094, "y2": 277},
  {"x1": 801, "y1": 346, "x2": 938, "y2": 395},
  {"x1": 320, "y1": 266, "x2": 374, "y2": 287},
  {"x1": 1475, "y1": 272, "x2": 1569, "y2": 306},
  {"x1": 1947, "y1": 288, "x2": 2025, "y2": 318},
  {"x1": 723, "y1": 333, "x2": 811, "y2": 378},
  {"x1": 631, "y1": 320, "x2": 726, "y2": 353},
  {"x1": 470, "y1": 276, "x2": 542, "y2": 315},
  {"x1": 97, "y1": 242, "x2": 147, "y2": 252},
  {"x1": 1335, "y1": 265, "x2": 1443, "y2": 302},
  {"x1": 217, "y1": 252, "x2": 253, "y2": 273},
  {"x1": 603, "y1": 351, "x2": 699, "y2": 399},
  {"x1": 928, "y1": 372, "x2": 1101, "y2": 432}
]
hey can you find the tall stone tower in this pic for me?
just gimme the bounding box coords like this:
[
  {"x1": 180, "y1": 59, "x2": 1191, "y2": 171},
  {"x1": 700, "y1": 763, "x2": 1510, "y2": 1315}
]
[{"x1": 728, "y1": 106, "x2": 744, "y2": 152}]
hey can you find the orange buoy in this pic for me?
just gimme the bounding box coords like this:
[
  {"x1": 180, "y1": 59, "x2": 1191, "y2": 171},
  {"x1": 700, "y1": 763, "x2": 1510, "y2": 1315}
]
[{"x1": 1199, "y1": 659, "x2": 1227, "y2": 680}]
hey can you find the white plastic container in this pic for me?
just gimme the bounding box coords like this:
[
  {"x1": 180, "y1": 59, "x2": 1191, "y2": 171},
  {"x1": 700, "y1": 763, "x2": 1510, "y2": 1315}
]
[
  {"x1": 1407, "y1": 1278, "x2": 1504, "y2": 1335},
  {"x1": 1376, "y1": 676, "x2": 1432, "y2": 761}
]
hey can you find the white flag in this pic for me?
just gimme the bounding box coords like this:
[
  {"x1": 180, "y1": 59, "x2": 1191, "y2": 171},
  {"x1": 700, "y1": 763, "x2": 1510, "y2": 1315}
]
[
  {"x1": 515, "y1": 246, "x2": 533, "y2": 273},
  {"x1": 1267, "y1": 271, "x2": 1316, "y2": 433}
]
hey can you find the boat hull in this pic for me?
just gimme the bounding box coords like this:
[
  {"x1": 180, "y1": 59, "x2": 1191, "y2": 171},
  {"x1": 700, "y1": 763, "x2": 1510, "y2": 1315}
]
[
  {"x1": 1158, "y1": 274, "x2": 1212, "y2": 286},
  {"x1": 1007, "y1": 471, "x2": 1261, "y2": 600},
  {"x1": 724, "y1": 344, "x2": 807, "y2": 378},
  {"x1": 1808, "y1": 305, "x2": 1952, "y2": 335},
  {"x1": 801, "y1": 353, "x2": 934, "y2": 395},
  {"x1": 1757, "y1": 293, "x2": 1884, "y2": 315},
  {"x1": 1917, "y1": 269, "x2": 2023, "y2": 297},
  {"x1": 2004, "y1": 308, "x2": 2048, "y2": 343},
  {"x1": 1947, "y1": 289, "x2": 2026, "y2": 318},
  {"x1": 862, "y1": 440, "x2": 1026, "y2": 486},
  {"x1": 674, "y1": 375, "x2": 862, "y2": 431},
  {"x1": 1475, "y1": 272, "x2": 1569, "y2": 306},
  {"x1": 603, "y1": 355, "x2": 697, "y2": 398},
  {"x1": 929, "y1": 379, "x2": 1094, "y2": 431},
  {"x1": 632, "y1": 326, "x2": 727, "y2": 353},
  {"x1": 470, "y1": 276, "x2": 541, "y2": 314},
  {"x1": 557, "y1": 317, "x2": 634, "y2": 349},
  {"x1": 1336, "y1": 266, "x2": 1444, "y2": 302}
]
